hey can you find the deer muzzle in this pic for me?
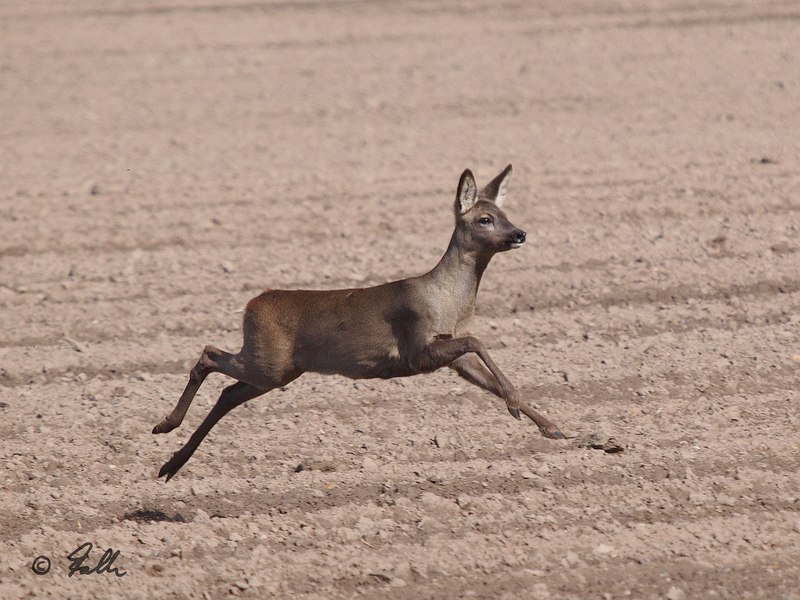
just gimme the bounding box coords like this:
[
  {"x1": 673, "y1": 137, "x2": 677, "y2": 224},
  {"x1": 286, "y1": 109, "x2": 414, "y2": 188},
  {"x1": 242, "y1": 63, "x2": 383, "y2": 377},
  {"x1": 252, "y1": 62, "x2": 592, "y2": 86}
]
[{"x1": 508, "y1": 229, "x2": 526, "y2": 249}]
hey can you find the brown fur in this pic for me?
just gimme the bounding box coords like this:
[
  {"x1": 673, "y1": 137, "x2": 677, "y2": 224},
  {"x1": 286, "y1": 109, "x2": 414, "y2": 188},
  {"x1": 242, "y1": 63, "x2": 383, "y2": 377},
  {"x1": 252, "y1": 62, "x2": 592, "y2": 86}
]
[{"x1": 153, "y1": 165, "x2": 564, "y2": 481}]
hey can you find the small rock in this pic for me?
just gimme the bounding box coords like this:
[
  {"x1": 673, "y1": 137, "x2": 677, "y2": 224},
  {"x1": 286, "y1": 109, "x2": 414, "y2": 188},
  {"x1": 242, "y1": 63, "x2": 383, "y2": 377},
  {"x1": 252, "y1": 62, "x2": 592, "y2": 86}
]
[
  {"x1": 221, "y1": 261, "x2": 235, "y2": 274},
  {"x1": 433, "y1": 434, "x2": 450, "y2": 449},
  {"x1": 531, "y1": 583, "x2": 550, "y2": 599},
  {"x1": 361, "y1": 456, "x2": 379, "y2": 470},
  {"x1": 521, "y1": 471, "x2": 537, "y2": 480},
  {"x1": 63, "y1": 336, "x2": 87, "y2": 353},
  {"x1": 666, "y1": 586, "x2": 686, "y2": 600},
  {"x1": 228, "y1": 531, "x2": 243, "y2": 542},
  {"x1": 194, "y1": 509, "x2": 211, "y2": 524},
  {"x1": 594, "y1": 543, "x2": 615, "y2": 555}
]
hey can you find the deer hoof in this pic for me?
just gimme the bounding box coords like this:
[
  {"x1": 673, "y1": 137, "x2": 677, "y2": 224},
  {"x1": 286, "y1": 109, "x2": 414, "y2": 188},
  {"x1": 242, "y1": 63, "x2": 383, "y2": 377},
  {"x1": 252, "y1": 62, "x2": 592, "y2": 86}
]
[
  {"x1": 152, "y1": 419, "x2": 176, "y2": 434},
  {"x1": 508, "y1": 406, "x2": 521, "y2": 420},
  {"x1": 542, "y1": 429, "x2": 566, "y2": 440},
  {"x1": 158, "y1": 460, "x2": 179, "y2": 482}
]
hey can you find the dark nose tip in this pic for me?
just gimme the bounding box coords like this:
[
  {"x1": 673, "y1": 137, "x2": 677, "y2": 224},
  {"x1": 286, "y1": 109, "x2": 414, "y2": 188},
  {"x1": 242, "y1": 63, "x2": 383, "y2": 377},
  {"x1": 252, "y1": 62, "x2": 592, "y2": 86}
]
[{"x1": 514, "y1": 230, "x2": 526, "y2": 243}]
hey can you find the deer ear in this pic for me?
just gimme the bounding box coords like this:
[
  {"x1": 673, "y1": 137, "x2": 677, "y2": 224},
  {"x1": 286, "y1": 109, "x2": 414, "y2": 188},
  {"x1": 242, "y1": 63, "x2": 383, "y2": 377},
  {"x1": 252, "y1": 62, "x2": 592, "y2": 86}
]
[
  {"x1": 480, "y1": 164, "x2": 512, "y2": 207},
  {"x1": 455, "y1": 169, "x2": 478, "y2": 215}
]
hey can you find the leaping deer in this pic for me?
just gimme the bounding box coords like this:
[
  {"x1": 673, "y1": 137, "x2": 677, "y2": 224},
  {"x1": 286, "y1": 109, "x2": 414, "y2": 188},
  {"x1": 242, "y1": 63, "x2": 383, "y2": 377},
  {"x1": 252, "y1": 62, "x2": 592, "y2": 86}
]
[{"x1": 153, "y1": 165, "x2": 565, "y2": 481}]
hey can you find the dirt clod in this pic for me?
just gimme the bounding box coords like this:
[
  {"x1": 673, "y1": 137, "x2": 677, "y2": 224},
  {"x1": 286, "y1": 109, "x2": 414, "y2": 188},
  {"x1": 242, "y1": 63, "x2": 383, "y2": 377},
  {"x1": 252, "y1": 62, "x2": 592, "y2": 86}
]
[{"x1": 577, "y1": 433, "x2": 625, "y2": 454}]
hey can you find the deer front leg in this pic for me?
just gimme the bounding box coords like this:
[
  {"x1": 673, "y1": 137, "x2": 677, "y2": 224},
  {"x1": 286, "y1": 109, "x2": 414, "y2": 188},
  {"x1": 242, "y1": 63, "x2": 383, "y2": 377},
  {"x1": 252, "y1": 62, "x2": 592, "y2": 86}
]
[
  {"x1": 414, "y1": 336, "x2": 518, "y2": 407},
  {"x1": 450, "y1": 354, "x2": 565, "y2": 439}
]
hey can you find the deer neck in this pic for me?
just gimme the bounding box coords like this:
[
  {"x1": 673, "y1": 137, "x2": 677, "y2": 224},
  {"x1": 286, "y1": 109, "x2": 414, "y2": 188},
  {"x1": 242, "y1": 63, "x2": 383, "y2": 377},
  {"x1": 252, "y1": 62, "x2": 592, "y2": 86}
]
[{"x1": 426, "y1": 230, "x2": 491, "y2": 307}]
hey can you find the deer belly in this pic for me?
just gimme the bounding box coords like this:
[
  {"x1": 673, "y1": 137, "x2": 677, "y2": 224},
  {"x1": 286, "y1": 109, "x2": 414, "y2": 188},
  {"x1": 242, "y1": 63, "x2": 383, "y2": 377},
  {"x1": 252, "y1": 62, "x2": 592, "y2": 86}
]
[{"x1": 295, "y1": 327, "x2": 403, "y2": 379}]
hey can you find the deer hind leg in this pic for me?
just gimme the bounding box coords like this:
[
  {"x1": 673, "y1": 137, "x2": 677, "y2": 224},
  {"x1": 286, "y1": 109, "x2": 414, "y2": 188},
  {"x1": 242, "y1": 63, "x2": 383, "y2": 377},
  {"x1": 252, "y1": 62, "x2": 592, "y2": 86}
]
[
  {"x1": 153, "y1": 344, "x2": 246, "y2": 434},
  {"x1": 448, "y1": 351, "x2": 565, "y2": 440},
  {"x1": 157, "y1": 381, "x2": 267, "y2": 481}
]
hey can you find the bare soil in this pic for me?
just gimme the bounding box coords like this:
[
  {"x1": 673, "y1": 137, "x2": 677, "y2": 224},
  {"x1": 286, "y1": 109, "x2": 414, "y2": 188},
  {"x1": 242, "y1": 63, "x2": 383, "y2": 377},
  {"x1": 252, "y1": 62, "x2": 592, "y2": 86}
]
[{"x1": 1, "y1": 1, "x2": 799, "y2": 598}]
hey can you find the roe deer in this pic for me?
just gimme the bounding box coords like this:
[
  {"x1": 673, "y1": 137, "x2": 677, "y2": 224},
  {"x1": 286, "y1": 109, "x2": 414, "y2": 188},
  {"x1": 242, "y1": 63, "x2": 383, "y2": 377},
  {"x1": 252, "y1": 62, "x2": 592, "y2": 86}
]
[{"x1": 153, "y1": 165, "x2": 565, "y2": 481}]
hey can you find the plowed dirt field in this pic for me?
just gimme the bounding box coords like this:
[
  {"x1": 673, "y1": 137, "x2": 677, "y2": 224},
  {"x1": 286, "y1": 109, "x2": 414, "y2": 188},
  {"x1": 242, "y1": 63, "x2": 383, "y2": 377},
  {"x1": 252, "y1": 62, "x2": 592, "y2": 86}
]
[{"x1": 1, "y1": 1, "x2": 799, "y2": 598}]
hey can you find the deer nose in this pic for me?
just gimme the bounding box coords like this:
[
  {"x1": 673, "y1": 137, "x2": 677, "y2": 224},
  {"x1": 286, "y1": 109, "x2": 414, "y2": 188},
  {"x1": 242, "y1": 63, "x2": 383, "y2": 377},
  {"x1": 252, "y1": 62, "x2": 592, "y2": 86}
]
[{"x1": 512, "y1": 230, "x2": 526, "y2": 244}]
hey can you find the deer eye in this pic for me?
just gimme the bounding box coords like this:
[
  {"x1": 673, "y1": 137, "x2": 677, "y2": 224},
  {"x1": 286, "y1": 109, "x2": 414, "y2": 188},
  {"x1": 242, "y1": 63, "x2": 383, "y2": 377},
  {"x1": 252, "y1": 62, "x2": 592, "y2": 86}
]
[{"x1": 478, "y1": 216, "x2": 492, "y2": 226}]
